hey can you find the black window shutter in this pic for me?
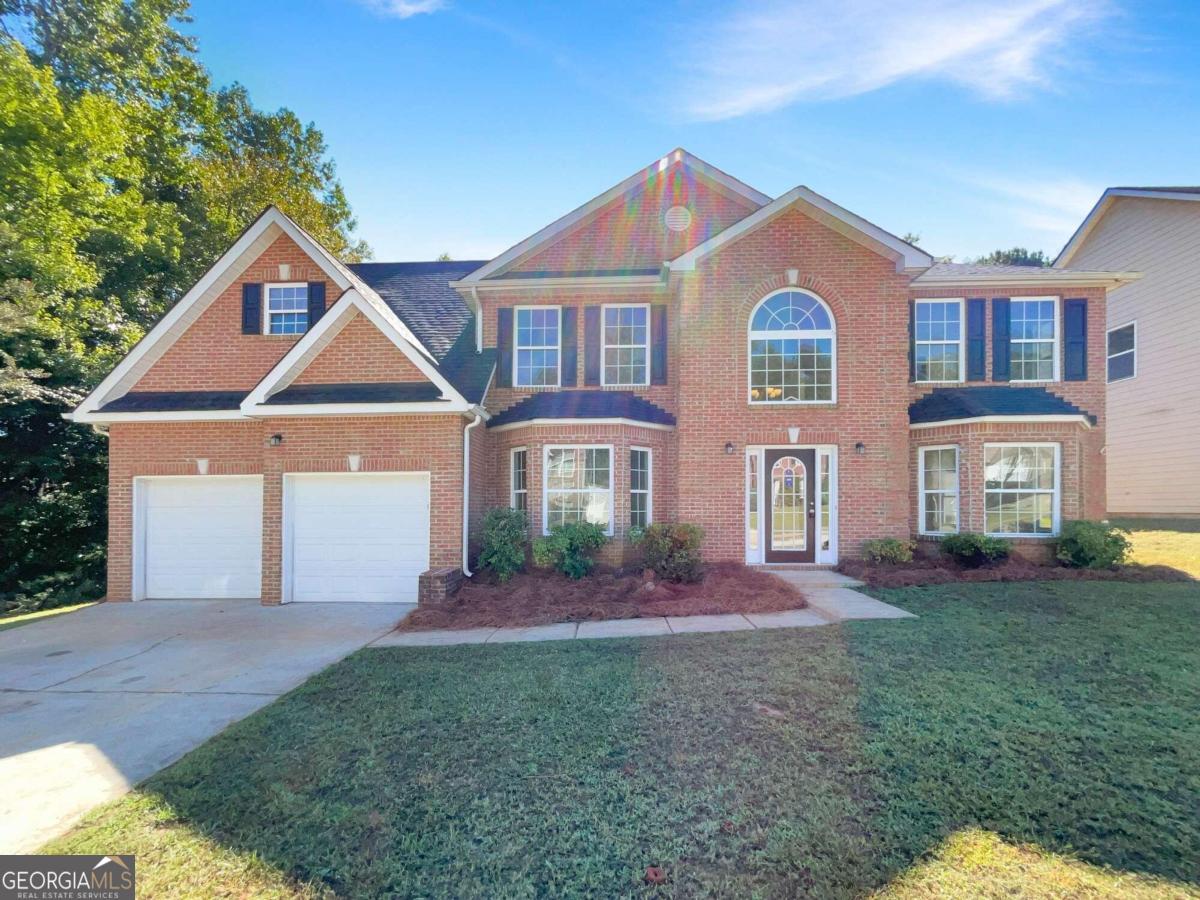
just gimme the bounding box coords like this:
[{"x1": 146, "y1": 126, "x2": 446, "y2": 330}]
[
  {"x1": 560, "y1": 307, "x2": 578, "y2": 386},
  {"x1": 650, "y1": 304, "x2": 668, "y2": 385},
  {"x1": 908, "y1": 300, "x2": 916, "y2": 382},
  {"x1": 966, "y1": 298, "x2": 986, "y2": 381},
  {"x1": 306, "y1": 282, "x2": 326, "y2": 329},
  {"x1": 1063, "y1": 298, "x2": 1088, "y2": 381},
  {"x1": 242, "y1": 283, "x2": 262, "y2": 334},
  {"x1": 584, "y1": 306, "x2": 601, "y2": 386},
  {"x1": 991, "y1": 298, "x2": 1011, "y2": 382},
  {"x1": 496, "y1": 307, "x2": 513, "y2": 387}
]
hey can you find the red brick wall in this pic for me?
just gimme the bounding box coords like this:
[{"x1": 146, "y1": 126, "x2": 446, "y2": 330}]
[
  {"x1": 510, "y1": 163, "x2": 759, "y2": 273},
  {"x1": 292, "y1": 312, "x2": 430, "y2": 385},
  {"x1": 106, "y1": 416, "x2": 466, "y2": 603},
  {"x1": 135, "y1": 234, "x2": 341, "y2": 392}
]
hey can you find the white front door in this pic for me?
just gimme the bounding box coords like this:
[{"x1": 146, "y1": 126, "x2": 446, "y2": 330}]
[
  {"x1": 285, "y1": 473, "x2": 430, "y2": 603},
  {"x1": 137, "y1": 476, "x2": 263, "y2": 599}
]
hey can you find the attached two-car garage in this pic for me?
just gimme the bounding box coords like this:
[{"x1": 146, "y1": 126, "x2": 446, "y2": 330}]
[{"x1": 134, "y1": 473, "x2": 429, "y2": 603}]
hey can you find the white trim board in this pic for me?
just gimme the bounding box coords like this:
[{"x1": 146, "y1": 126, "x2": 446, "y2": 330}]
[
  {"x1": 909, "y1": 414, "x2": 1092, "y2": 430},
  {"x1": 488, "y1": 417, "x2": 675, "y2": 434}
]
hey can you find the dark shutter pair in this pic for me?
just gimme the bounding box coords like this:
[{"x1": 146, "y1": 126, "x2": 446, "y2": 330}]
[
  {"x1": 496, "y1": 305, "x2": 668, "y2": 388},
  {"x1": 990, "y1": 296, "x2": 1087, "y2": 382},
  {"x1": 241, "y1": 282, "x2": 326, "y2": 334},
  {"x1": 908, "y1": 299, "x2": 986, "y2": 381}
]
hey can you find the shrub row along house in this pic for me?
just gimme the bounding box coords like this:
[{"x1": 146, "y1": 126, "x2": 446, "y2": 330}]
[{"x1": 69, "y1": 150, "x2": 1138, "y2": 604}]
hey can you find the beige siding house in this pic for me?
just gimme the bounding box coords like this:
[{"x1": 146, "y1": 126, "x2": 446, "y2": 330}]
[{"x1": 1056, "y1": 188, "x2": 1200, "y2": 516}]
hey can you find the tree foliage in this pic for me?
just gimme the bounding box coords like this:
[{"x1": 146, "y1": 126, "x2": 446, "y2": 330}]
[
  {"x1": 973, "y1": 247, "x2": 1052, "y2": 267},
  {"x1": 0, "y1": 1, "x2": 369, "y2": 609}
]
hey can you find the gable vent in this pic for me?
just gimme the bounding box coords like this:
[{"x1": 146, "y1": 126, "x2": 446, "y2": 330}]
[{"x1": 664, "y1": 205, "x2": 693, "y2": 232}]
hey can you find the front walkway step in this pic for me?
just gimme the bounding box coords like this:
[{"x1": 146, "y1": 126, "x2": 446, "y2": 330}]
[{"x1": 761, "y1": 568, "x2": 866, "y2": 590}]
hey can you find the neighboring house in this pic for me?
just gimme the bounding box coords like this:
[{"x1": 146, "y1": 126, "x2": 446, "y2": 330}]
[
  {"x1": 1056, "y1": 187, "x2": 1200, "y2": 517},
  {"x1": 70, "y1": 150, "x2": 1136, "y2": 605}
]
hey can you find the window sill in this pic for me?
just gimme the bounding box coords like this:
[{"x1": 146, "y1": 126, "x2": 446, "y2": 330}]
[{"x1": 985, "y1": 533, "x2": 1058, "y2": 540}]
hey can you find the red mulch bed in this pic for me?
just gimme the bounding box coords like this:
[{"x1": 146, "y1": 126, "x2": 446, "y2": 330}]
[
  {"x1": 398, "y1": 562, "x2": 805, "y2": 631},
  {"x1": 837, "y1": 556, "x2": 1195, "y2": 589}
]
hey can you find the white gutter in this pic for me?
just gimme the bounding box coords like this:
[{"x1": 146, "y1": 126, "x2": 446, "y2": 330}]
[
  {"x1": 461, "y1": 412, "x2": 484, "y2": 577},
  {"x1": 911, "y1": 272, "x2": 1142, "y2": 289},
  {"x1": 450, "y1": 275, "x2": 664, "y2": 291}
]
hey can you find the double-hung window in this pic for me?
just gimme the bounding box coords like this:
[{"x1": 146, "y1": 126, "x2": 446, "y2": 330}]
[
  {"x1": 602, "y1": 305, "x2": 650, "y2": 386},
  {"x1": 510, "y1": 447, "x2": 528, "y2": 514},
  {"x1": 1010, "y1": 297, "x2": 1058, "y2": 382},
  {"x1": 630, "y1": 447, "x2": 651, "y2": 529},
  {"x1": 919, "y1": 446, "x2": 959, "y2": 534},
  {"x1": 984, "y1": 443, "x2": 1060, "y2": 536},
  {"x1": 514, "y1": 306, "x2": 560, "y2": 387},
  {"x1": 265, "y1": 283, "x2": 308, "y2": 335},
  {"x1": 543, "y1": 446, "x2": 612, "y2": 534},
  {"x1": 914, "y1": 299, "x2": 964, "y2": 382},
  {"x1": 1107, "y1": 322, "x2": 1136, "y2": 382}
]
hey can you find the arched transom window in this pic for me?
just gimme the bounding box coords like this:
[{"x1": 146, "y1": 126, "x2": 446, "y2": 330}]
[{"x1": 748, "y1": 289, "x2": 836, "y2": 403}]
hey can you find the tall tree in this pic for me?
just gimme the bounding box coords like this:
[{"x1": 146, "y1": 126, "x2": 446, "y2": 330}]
[{"x1": 974, "y1": 247, "x2": 1052, "y2": 267}]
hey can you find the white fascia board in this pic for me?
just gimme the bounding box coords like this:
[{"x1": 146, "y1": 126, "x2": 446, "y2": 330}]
[
  {"x1": 240, "y1": 289, "x2": 469, "y2": 413},
  {"x1": 67, "y1": 409, "x2": 249, "y2": 424},
  {"x1": 1055, "y1": 188, "x2": 1200, "y2": 266},
  {"x1": 910, "y1": 414, "x2": 1092, "y2": 430},
  {"x1": 450, "y1": 275, "x2": 664, "y2": 292},
  {"x1": 458, "y1": 149, "x2": 769, "y2": 285},
  {"x1": 243, "y1": 401, "x2": 471, "y2": 417},
  {"x1": 487, "y1": 417, "x2": 675, "y2": 433},
  {"x1": 913, "y1": 271, "x2": 1142, "y2": 289},
  {"x1": 670, "y1": 186, "x2": 933, "y2": 273}
]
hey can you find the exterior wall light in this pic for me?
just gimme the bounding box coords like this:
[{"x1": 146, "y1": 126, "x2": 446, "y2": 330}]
[
  {"x1": 724, "y1": 441, "x2": 735, "y2": 455},
  {"x1": 269, "y1": 434, "x2": 283, "y2": 447},
  {"x1": 855, "y1": 441, "x2": 866, "y2": 455}
]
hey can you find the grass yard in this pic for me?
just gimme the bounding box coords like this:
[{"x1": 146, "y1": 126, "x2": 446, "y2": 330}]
[
  {"x1": 45, "y1": 581, "x2": 1200, "y2": 898},
  {"x1": 1111, "y1": 517, "x2": 1200, "y2": 578},
  {"x1": 0, "y1": 601, "x2": 96, "y2": 633}
]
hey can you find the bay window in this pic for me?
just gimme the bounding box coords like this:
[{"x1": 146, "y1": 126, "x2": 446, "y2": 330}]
[
  {"x1": 543, "y1": 446, "x2": 612, "y2": 534},
  {"x1": 984, "y1": 443, "x2": 1060, "y2": 536},
  {"x1": 630, "y1": 447, "x2": 651, "y2": 529},
  {"x1": 919, "y1": 446, "x2": 959, "y2": 534}
]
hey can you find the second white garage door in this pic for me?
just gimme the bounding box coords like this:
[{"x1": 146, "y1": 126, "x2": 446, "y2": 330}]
[{"x1": 284, "y1": 473, "x2": 430, "y2": 603}]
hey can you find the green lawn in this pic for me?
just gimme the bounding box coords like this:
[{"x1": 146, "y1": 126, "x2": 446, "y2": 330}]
[
  {"x1": 45, "y1": 582, "x2": 1200, "y2": 898},
  {"x1": 1111, "y1": 517, "x2": 1200, "y2": 578},
  {"x1": 0, "y1": 601, "x2": 96, "y2": 633}
]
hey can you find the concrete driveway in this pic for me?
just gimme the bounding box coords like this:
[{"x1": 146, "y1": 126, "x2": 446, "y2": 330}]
[{"x1": 0, "y1": 600, "x2": 405, "y2": 853}]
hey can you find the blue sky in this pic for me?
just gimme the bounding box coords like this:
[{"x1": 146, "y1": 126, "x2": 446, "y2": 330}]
[{"x1": 189, "y1": 0, "x2": 1200, "y2": 263}]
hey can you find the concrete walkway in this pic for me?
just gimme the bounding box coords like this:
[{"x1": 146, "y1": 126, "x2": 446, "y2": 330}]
[{"x1": 373, "y1": 569, "x2": 913, "y2": 648}]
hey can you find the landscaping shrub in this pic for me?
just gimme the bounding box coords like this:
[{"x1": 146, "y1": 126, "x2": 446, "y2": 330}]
[
  {"x1": 941, "y1": 532, "x2": 1011, "y2": 568},
  {"x1": 476, "y1": 507, "x2": 528, "y2": 582},
  {"x1": 531, "y1": 522, "x2": 608, "y2": 579},
  {"x1": 861, "y1": 538, "x2": 915, "y2": 564},
  {"x1": 1056, "y1": 520, "x2": 1132, "y2": 569},
  {"x1": 638, "y1": 523, "x2": 705, "y2": 583}
]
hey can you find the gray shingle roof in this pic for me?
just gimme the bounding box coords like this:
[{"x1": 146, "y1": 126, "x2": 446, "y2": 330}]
[
  {"x1": 264, "y1": 382, "x2": 445, "y2": 405},
  {"x1": 488, "y1": 390, "x2": 675, "y2": 429},
  {"x1": 99, "y1": 391, "x2": 244, "y2": 412},
  {"x1": 909, "y1": 387, "x2": 1095, "y2": 425}
]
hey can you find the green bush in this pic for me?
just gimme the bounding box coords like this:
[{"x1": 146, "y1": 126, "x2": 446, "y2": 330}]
[
  {"x1": 531, "y1": 522, "x2": 608, "y2": 579},
  {"x1": 476, "y1": 507, "x2": 528, "y2": 581},
  {"x1": 940, "y1": 532, "x2": 1011, "y2": 568},
  {"x1": 639, "y1": 523, "x2": 705, "y2": 583},
  {"x1": 861, "y1": 538, "x2": 915, "y2": 564},
  {"x1": 1056, "y1": 520, "x2": 1132, "y2": 569}
]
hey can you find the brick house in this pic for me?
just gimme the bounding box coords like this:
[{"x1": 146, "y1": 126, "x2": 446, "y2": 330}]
[{"x1": 69, "y1": 150, "x2": 1137, "y2": 605}]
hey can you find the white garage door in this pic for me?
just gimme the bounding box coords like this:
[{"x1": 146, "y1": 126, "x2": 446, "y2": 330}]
[
  {"x1": 285, "y1": 473, "x2": 430, "y2": 603},
  {"x1": 138, "y1": 476, "x2": 263, "y2": 599}
]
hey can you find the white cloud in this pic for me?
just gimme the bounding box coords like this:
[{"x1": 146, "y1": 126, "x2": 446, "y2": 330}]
[
  {"x1": 681, "y1": 0, "x2": 1110, "y2": 120},
  {"x1": 358, "y1": 0, "x2": 445, "y2": 19},
  {"x1": 958, "y1": 172, "x2": 1100, "y2": 235}
]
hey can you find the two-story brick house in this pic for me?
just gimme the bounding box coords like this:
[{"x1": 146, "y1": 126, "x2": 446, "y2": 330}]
[{"x1": 70, "y1": 150, "x2": 1137, "y2": 605}]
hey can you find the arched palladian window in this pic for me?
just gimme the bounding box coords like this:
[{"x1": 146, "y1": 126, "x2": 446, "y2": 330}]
[{"x1": 748, "y1": 289, "x2": 836, "y2": 403}]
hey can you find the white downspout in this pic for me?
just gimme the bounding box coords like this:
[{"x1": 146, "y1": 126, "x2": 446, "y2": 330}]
[
  {"x1": 461, "y1": 412, "x2": 483, "y2": 576},
  {"x1": 470, "y1": 286, "x2": 483, "y2": 352}
]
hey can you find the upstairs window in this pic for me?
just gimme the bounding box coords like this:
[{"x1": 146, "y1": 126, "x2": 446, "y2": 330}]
[
  {"x1": 515, "y1": 306, "x2": 560, "y2": 387},
  {"x1": 748, "y1": 290, "x2": 836, "y2": 403},
  {"x1": 266, "y1": 283, "x2": 308, "y2": 335},
  {"x1": 602, "y1": 304, "x2": 649, "y2": 386},
  {"x1": 1107, "y1": 322, "x2": 1136, "y2": 382},
  {"x1": 1010, "y1": 297, "x2": 1058, "y2": 382},
  {"x1": 914, "y1": 299, "x2": 964, "y2": 382}
]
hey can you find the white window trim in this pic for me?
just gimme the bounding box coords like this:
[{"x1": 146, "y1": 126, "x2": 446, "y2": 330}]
[
  {"x1": 1009, "y1": 295, "x2": 1060, "y2": 384},
  {"x1": 913, "y1": 298, "x2": 966, "y2": 384},
  {"x1": 918, "y1": 445, "x2": 960, "y2": 536},
  {"x1": 1106, "y1": 320, "x2": 1137, "y2": 383},
  {"x1": 263, "y1": 282, "x2": 309, "y2": 336},
  {"x1": 513, "y1": 305, "x2": 562, "y2": 388},
  {"x1": 983, "y1": 442, "x2": 1061, "y2": 538},
  {"x1": 747, "y1": 288, "x2": 838, "y2": 405},
  {"x1": 600, "y1": 303, "x2": 651, "y2": 387},
  {"x1": 510, "y1": 446, "x2": 528, "y2": 512},
  {"x1": 541, "y1": 444, "x2": 614, "y2": 536},
  {"x1": 630, "y1": 446, "x2": 653, "y2": 528}
]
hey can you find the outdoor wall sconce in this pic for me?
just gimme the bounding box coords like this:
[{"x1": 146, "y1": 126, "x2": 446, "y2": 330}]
[
  {"x1": 269, "y1": 434, "x2": 283, "y2": 447},
  {"x1": 724, "y1": 441, "x2": 735, "y2": 455},
  {"x1": 855, "y1": 441, "x2": 866, "y2": 455}
]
